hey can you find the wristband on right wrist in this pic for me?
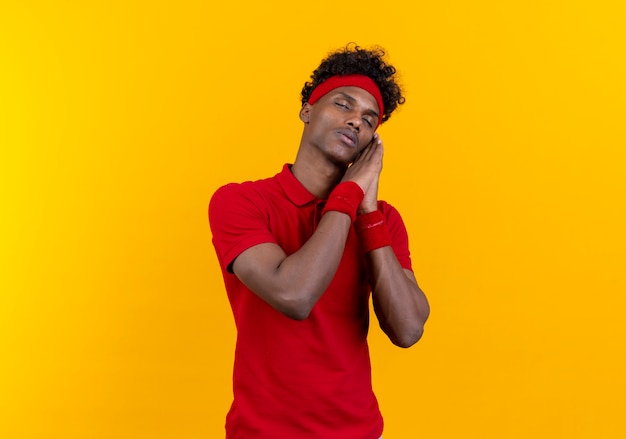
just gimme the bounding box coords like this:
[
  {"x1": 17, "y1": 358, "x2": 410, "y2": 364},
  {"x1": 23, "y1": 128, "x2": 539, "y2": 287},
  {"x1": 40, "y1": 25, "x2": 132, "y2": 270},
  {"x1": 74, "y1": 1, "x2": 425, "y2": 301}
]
[
  {"x1": 321, "y1": 181, "x2": 365, "y2": 223},
  {"x1": 354, "y1": 210, "x2": 392, "y2": 253}
]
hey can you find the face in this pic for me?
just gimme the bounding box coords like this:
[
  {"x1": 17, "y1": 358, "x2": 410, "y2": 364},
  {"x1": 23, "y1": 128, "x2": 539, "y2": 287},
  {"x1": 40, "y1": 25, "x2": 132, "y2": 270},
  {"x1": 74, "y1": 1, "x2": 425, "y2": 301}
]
[{"x1": 300, "y1": 86, "x2": 380, "y2": 165}]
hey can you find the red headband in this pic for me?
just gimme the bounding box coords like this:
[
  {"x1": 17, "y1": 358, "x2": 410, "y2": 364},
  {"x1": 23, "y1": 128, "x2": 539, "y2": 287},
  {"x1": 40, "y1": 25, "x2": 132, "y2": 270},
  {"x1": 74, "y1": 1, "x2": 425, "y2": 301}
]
[{"x1": 308, "y1": 74, "x2": 384, "y2": 126}]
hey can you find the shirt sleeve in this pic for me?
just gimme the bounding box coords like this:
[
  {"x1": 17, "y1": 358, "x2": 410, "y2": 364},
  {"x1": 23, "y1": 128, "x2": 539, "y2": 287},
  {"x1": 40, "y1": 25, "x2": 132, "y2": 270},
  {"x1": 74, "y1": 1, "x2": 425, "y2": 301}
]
[
  {"x1": 209, "y1": 183, "x2": 278, "y2": 273},
  {"x1": 379, "y1": 201, "x2": 413, "y2": 271}
]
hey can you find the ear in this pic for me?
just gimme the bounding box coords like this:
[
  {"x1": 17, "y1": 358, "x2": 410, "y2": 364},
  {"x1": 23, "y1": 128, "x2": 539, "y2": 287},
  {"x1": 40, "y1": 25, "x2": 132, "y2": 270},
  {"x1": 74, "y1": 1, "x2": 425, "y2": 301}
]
[{"x1": 299, "y1": 103, "x2": 312, "y2": 123}]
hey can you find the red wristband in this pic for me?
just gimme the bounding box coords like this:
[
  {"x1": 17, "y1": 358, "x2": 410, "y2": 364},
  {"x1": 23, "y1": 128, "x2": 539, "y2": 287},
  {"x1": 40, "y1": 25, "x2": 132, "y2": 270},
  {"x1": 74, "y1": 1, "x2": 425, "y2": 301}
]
[
  {"x1": 321, "y1": 181, "x2": 365, "y2": 223},
  {"x1": 354, "y1": 210, "x2": 392, "y2": 253}
]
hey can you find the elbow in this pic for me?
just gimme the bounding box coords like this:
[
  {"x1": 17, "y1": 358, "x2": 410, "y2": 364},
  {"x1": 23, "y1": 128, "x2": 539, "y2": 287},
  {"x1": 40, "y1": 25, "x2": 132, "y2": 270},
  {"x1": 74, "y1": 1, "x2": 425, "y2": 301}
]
[
  {"x1": 282, "y1": 306, "x2": 312, "y2": 321},
  {"x1": 392, "y1": 325, "x2": 424, "y2": 349},
  {"x1": 383, "y1": 311, "x2": 428, "y2": 348},
  {"x1": 276, "y1": 296, "x2": 314, "y2": 321}
]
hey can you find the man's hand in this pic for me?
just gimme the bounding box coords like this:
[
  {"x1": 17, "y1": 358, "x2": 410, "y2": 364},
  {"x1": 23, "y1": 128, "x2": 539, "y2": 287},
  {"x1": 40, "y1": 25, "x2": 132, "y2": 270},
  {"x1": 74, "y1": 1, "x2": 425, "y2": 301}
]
[{"x1": 342, "y1": 134, "x2": 383, "y2": 213}]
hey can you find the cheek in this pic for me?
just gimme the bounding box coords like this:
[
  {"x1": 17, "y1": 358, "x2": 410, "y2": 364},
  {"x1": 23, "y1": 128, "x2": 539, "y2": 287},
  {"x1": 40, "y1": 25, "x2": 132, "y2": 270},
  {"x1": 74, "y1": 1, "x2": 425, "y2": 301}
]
[{"x1": 358, "y1": 132, "x2": 375, "y2": 148}]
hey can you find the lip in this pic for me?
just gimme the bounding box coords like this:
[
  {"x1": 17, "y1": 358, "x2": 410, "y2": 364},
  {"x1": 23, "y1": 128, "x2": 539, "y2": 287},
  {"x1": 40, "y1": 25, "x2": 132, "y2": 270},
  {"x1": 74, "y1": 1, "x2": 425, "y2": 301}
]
[{"x1": 336, "y1": 129, "x2": 357, "y2": 147}]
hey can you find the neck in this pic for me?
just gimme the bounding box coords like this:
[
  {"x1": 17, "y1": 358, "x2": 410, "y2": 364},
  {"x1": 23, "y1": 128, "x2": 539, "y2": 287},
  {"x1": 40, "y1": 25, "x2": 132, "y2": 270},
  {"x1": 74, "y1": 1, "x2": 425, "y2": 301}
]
[{"x1": 291, "y1": 148, "x2": 346, "y2": 199}]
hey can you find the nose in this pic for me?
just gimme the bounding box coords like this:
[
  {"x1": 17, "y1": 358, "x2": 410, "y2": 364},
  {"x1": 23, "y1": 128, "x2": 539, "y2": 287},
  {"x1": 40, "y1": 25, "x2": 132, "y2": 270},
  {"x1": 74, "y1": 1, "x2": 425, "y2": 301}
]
[{"x1": 347, "y1": 118, "x2": 361, "y2": 132}]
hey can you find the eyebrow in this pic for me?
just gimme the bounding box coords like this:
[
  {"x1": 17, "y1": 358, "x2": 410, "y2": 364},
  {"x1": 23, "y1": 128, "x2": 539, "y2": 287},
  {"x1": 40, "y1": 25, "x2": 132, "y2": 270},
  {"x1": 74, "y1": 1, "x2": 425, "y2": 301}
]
[{"x1": 337, "y1": 91, "x2": 380, "y2": 119}]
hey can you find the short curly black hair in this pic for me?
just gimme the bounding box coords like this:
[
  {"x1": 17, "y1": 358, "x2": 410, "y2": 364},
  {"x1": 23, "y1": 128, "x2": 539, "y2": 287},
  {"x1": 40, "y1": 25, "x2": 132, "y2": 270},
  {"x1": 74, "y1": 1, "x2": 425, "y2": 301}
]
[{"x1": 301, "y1": 43, "x2": 405, "y2": 124}]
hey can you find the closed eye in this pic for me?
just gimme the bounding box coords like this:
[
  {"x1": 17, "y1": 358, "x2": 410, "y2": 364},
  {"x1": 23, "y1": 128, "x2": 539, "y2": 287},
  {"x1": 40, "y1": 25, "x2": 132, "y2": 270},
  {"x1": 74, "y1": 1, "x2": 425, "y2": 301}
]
[{"x1": 335, "y1": 102, "x2": 349, "y2": 109}]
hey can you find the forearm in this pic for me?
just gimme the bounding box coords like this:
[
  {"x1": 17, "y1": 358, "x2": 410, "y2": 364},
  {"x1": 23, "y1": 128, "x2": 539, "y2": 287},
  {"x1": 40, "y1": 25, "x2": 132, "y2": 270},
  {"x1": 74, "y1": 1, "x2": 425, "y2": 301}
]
[
  {"x1": 271, "y1": 212, "x2": 352, "y2": 315},
  {"x1": 368, "y1": 247, "x2": 430, "y2": 347},
  {"x1": 232, "y1": 181, "x2": 364, "y2": 320}
]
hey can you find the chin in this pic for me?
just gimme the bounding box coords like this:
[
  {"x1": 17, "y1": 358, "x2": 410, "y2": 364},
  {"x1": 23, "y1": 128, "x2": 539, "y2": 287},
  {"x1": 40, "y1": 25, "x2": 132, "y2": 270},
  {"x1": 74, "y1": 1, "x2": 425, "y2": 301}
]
[{"x1": 331, "y1": 151, "x2": 358, "y2": 167}]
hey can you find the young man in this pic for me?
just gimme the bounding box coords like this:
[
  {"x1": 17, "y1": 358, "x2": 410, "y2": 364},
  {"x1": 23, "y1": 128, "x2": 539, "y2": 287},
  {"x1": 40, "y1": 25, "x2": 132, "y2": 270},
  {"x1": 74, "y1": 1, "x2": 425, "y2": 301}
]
[{"x1": 209, "y1": 44, "x2": 430, "y2": 439}]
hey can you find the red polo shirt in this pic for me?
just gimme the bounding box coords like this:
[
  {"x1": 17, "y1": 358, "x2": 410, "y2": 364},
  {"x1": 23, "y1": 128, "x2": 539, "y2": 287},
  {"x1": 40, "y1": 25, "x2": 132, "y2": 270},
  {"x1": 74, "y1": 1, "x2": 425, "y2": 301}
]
[{"x1": 209, "y1": 164, "x2": 413, "y2": 439}]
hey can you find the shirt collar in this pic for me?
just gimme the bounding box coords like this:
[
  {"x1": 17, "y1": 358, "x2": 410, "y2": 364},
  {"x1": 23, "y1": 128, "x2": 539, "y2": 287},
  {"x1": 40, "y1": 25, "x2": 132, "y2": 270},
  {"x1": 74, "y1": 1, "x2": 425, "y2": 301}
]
[{"x1": 276, "y1": 163, "x2": 318, "y2": 207}]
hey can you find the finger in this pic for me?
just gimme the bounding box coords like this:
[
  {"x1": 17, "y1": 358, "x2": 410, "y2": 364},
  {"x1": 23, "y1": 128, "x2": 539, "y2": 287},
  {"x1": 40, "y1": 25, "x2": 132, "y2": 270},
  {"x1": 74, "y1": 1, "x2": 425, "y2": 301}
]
[
  {"x1": 363, "y1": 141, "x2": 381, "y2": 161},
  {"x1": 368, "y1": 133, "x2": 378, "y2": 147},
  {"x1": 372, "y1": 136, "x2": 384, "y2": 157},
  {"x1": 351, "y1": 147, "x2": 367, "y2": 165},
  {"x1": 357, "y1": 148, "x2": 375, "y2": 166},
  {"x1": 355, "y1": 134, "x2": 381, "y2": 164}
]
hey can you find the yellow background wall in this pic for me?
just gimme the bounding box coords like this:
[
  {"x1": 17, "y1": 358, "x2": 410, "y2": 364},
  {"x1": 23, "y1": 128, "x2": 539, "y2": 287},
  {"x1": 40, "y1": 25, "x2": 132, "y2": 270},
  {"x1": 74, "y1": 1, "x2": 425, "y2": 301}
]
[{"x1": 1, "y1": 1, "x2": 624, "y2": 438}]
